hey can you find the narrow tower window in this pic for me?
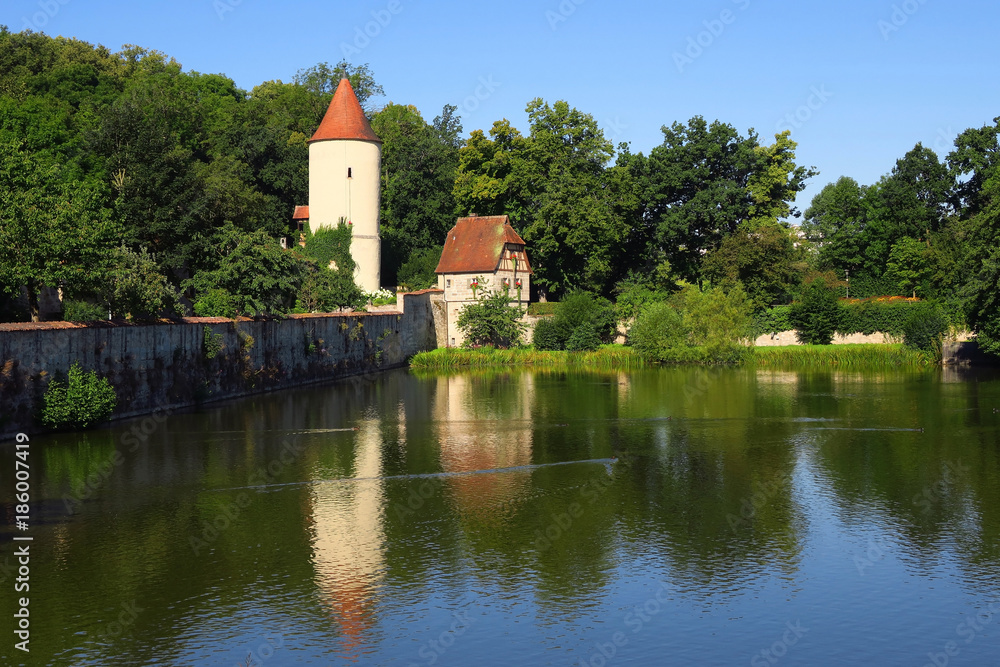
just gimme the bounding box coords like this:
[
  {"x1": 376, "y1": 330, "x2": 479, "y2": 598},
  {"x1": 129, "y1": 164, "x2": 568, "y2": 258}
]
[{"x1": 347, "y1": 167, "x2": 352, "y2": 178}]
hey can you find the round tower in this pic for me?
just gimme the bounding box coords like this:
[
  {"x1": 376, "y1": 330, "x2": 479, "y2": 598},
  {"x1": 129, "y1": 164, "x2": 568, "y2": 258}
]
[{"x1": 308, "y1": 75, "x2": 381, "y2": 293}]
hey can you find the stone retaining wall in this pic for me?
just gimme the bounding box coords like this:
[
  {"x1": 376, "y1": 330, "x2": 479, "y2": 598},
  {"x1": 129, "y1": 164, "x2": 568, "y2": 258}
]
[{"x1": 0, "y1": 290, "x2": 442, "y2": 439}]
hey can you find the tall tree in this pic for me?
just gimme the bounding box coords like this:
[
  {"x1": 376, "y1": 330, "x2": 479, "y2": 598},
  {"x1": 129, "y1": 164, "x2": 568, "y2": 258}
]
[
  {"x1": 746, "y1": 131, "x2": 816, "y2": 225},
  {"x1": 293, "y1": 60, "x2": 384, "y2": 115},
  {"x1": 454, "y1": 99, "x2": 622, "y2": 297},
  {"x1": 859, "y1": 144, "x2": 953, "y2": 275},
  {"x1": 0, "y1": 144, "x2": 120, "y2": 320},
  {"x1": 702, "y1": 222, "x2": 803, "y2": 310},
  {"x1": 641, "y1": 117, "x2": 762, "y2": 284},
  {"x1": 948, "y1": 118, "x2": 1000, "y2": 216},
  {"x1": 371, "y1": 103, "x2": 459, "y2": 285},
  {"x1": 802, "y1": 176, "x2": 867, "y2": 273}
]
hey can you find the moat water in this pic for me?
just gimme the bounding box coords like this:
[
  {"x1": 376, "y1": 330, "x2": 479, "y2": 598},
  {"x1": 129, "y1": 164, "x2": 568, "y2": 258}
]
[{"x1": 3, "y1": 365, "x2": 1000, "y2": 666}]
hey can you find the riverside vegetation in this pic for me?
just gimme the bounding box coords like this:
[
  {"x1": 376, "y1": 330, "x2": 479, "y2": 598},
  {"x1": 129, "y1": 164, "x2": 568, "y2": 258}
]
[
  {"x1": 411, "y1": 288, "x2": 945, "y2": 370},
  {"x1": 3, "y1": 28, "x2": 1000, "y2": 359}
]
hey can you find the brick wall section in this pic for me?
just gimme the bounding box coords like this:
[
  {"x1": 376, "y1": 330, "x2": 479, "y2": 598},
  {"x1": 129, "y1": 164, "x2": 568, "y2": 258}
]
[{"x1": 0, "y1": 289, "x2": 442, "y2": 439}]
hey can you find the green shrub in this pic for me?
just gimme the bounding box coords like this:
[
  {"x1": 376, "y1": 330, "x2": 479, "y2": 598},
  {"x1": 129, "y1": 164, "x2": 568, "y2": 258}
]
[
  {"x1": 903, "y1": 303, "x2": 949, "y2": 355},
  {"x1": 627, "y1": 302, "x2": 688, "y2": 361},
  {"x1": 527, "y1": 302, "x2": 558, "y2": 316},
  {"x1": 295, "y1": 260, "x2": 366, "y2": 313},
  {"x1": 532, "y1": 317, "x2": 563, "y2": 351},
  {"x1": 397, "y1": 247, "x2": 441, "y2": 291},
  {"x1": 63, "y1": 299, "x2": 107, "y2": 322},
  {"x1": 203, "y1": 326, "x2": 224, "y2": 359},
  {"x1": 102, "y1": 245, "x2": 179, "y2": 320},
  {"x1": 752, "y1": 305, "x2": 793, "y2": 338},
  {"x1": 550, "y1": 292, "x2": 617, "y2": 348},
  {"x1": 41, "y1": 362, "x2": 117, "y2": 429},
  {"x1": 193, "y1": 288, "x2": 239, "y2": 318},
  {"x1": 457, "y1": 287, "x2": 526, "y2": 348},
  {"x1": 613, "y1": 278, "x2": 667, "y2": 322},
  {"x1": 680, "y1": 283, "x2": 754, "y2": 352},
  {"x1": 790, "y1": 279, "x2": 842, "y2": 345},
  {"x1": 565, "y1": 323, "x2": 602, "y2": 351},
  {"x1": 839, "y1": 299, "x2": 918, "y2": 336}
]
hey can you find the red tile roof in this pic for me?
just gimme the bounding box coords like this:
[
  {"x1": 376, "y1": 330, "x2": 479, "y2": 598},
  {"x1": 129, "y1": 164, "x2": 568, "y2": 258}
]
[
  {"x1": 435, "y1": 216, "x2": 533, "y2": 275},
  {"x1": 310, "y1": 77, "x2": 380, "y2": 143},
  {"x1": 292, "y1": 205, "x2": 309, "y2": 219}
]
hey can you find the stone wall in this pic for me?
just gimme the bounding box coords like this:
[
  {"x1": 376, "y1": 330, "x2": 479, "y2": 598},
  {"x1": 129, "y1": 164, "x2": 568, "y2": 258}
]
[{"x1": 0, "y1": 290, "x2": 442, "y2": 439}]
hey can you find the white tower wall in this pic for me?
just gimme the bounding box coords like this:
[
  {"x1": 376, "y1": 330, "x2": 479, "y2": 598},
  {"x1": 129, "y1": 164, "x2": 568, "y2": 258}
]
[{"x1": 309, "y1": 139, "x2": 382, "y2": 293}]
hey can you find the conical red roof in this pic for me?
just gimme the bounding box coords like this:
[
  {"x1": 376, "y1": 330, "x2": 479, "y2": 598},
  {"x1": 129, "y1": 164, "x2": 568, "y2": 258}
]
[{"x1": 309, "y1": 77, "x2": 380, "y2": 143}]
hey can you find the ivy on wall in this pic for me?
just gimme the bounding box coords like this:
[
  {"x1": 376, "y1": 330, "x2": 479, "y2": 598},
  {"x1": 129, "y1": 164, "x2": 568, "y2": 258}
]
[{"x1": 303, "y1": 218, "x2": 355, "y2": 274}]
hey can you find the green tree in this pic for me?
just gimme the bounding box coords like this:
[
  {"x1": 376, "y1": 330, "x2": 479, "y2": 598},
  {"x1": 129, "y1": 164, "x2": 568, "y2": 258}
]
[
  {"x1": 746, "y1": 131, "x2": 817, "y2": 224},
  {"x1": 885, "y1": 236, "x2": 932, "y2": 298},
  {"x1": 859, "y1": 144, "x2": 953, "y2": 274},
  {"x1": 293, "y1": 60, "x2": 384, "y2": 114},
  {"x1": 702, "y1": 222, "x2": 803, "y2": 310},
  {"x1": 295, "y1": 259, "x2": 365, "y2": 313},
  {"x1": 948, "y1": 117, "x2": 999, "y2": 216},
  {"x1": 101, "y1": 245, "x2": 179, "y2": 319},
  {"x1": 457, "y1": 286, "x2": 526, "y2": 348},
  {"x1": 453, "y1": 99, "x2": 623, "y2": 297},
  {"x1": 802, "y1": 176, "x2": 867, "y2": 273},
  {"x1": 789, "y1": 279, "x2": 843, "y2": 345},
  {"x1": 0, "y1": 144, "x2": 120, "y2": 321},
  {"x1": 371, "y1": 103, "x2": 458, "y2": 284},
  {"x1": 642, "y1": 117, "x2": 763, "y2": 284},
  {"x1": 184, "y1": 224, "x2": 303, "y2": 316},
  {"x1": 961, "y1": 173, "x2": 1000, "y2": 356},
  {"x1": 397, "y1": 246, "x2": 442, "y2": 291}
]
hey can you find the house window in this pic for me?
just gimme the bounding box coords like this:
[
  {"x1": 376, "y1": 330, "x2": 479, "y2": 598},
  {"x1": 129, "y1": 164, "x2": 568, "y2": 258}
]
[
  {"x1": 446, "y1": 279, "x2": 451, "y2": 288},
  {"x1": 451, "y1": 337, "x2": 456, "y2": 347}
]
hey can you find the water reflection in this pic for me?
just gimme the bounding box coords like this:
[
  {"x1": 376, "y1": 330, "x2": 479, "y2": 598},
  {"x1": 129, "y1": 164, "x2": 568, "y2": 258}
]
[
  {"x1": 309, "y1": 420, "x2": 385, "y2": 659},
  {"x1": 5, "y1": 366, "x2": 1000, "y2": 666},
  {"x1": 434, "y1": 374, "x2": 535, "y2": 520}
]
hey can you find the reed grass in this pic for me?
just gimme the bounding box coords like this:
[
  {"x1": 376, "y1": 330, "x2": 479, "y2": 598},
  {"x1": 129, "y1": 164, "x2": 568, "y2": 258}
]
[
  {"x1": 409, "y1": 345, "x2": 645, "y2": 370},
  {"x1": 750, "y1": 344, "x2": 933, "y2": 368},
  {"x1": 411, "y1": 343, "x2": 933, "y2": 371}
]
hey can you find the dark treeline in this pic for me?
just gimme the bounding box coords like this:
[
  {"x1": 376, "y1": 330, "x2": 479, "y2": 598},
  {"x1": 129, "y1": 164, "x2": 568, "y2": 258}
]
[{"x1": 1, "y1": 29, "x2": 998, "y2": 355}]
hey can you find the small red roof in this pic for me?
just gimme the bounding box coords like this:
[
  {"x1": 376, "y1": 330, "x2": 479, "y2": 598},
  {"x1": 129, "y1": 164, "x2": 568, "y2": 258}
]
[
  {"x1": 310, "y1": 77, "x2": 380, "y2": 144},
  {"x1": 292, "y1": 205, "x2": 309, "y2": 220},
  {"x1": 435, "y1": 216, "x2": 532, "y2": 275}
]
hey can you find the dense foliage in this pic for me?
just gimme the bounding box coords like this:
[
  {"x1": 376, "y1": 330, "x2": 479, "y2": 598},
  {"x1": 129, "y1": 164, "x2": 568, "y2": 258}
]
[
  {"x1": 531, "y1": 292, "x2": 615, "y2": 351},
  {"x1": 789, "y1": 280, "x2": 843, "y2": 345},
  {"x1": 627, "y1": 285, "x2": 753, "y2": 363},
  {"x1": 456, "y1": 287, "x2": 527, "y2": 348},
  {"x1": 3, "y1": 29, "x2": 1000, "y2": 359},
  {"x1": 41, "y1": 362, "x2": 117, "y2": 429}
]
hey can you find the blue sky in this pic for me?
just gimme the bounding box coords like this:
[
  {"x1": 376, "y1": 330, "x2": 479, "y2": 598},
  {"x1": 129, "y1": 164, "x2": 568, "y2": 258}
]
[{"x1": 4, "y1": 0, "x2": 998, "y2": 218}]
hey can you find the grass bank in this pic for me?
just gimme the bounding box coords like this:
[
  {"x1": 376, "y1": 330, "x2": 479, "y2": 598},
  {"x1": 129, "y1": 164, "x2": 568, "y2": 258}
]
[
  {"x1": 750, "y1": 344, "x2": 934, "y2": 368},
  {"x1": 411, "y1": 343, "x2": 935, "y2": 371},
  {"x1": 409, "y1": 345, "x2": 645, "y2": 370}
]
